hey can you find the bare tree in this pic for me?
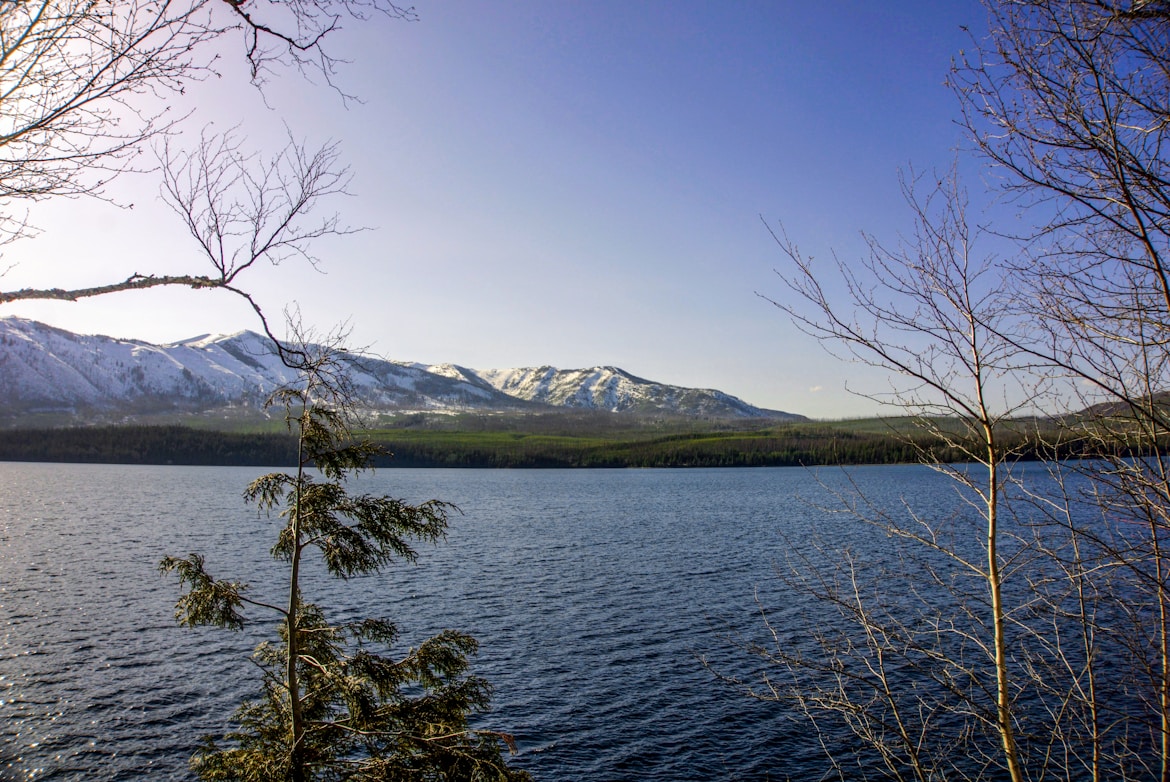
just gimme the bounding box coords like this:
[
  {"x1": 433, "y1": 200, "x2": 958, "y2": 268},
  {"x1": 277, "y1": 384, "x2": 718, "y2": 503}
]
[
  {"x1": 0, "y1": 0, "x2": 216, "y2": 224},
  {"x1": 954, "y1": 3, "x2": 1170, "y2": 776},
  {"x1": 157, "y1": 129, "x2": 357, "y2": 350},
  {"x1": 0, "y1": 0, "x2": 410, "y2": 299},
  {"x1": 0, "y1": 131, "x2": 354, "y2": 359},
  {"x1": 953, "y1": 0, "x2": 1170, "y2": 417},
  {"x1": 739, "y1": 163, "x2": 1170, "y2": 779},
  {"x1": 737, "y1": 2, "x2": 1170, "y2": 776},
  {"x1": 215, "y1": 0, "x2": 417, "y2": 90},
  {"x1": 741, "y1": 173, "x2": 1037, "y2": 781}
]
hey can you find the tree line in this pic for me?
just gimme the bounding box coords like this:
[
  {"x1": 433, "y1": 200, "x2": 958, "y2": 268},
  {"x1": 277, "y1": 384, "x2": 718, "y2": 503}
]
[{"x1": 1, "y1": 419, "x2": 1148, "y2": 469}]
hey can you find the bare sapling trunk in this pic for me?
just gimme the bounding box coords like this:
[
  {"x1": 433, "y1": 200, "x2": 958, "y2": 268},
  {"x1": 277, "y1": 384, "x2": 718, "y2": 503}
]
[{"x1": 748, "y1": 172, "x2": 1034, "y2": 779}]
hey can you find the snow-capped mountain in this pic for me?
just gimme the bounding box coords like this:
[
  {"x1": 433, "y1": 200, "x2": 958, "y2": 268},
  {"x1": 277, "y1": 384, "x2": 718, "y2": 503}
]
[
  {"x1": 0, "y1": 317, "x2": 801, "y2": 422},
  {"x1": 477, "y1": 366, "x2": 777, "y2": 418}
]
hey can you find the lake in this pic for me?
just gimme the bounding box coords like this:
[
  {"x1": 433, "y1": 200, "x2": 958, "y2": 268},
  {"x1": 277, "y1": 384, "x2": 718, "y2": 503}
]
[{"x1": 0, "y1": 462, "x2": 997, "y2": 780}]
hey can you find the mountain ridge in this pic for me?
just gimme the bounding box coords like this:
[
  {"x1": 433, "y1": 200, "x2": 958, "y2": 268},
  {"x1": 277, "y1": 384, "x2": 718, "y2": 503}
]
[{"x1": 0, "y1": 317, "x2": 803, "y2": 425}]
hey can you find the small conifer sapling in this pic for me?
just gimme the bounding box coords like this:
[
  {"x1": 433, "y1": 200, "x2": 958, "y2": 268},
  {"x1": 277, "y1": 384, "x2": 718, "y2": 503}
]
[{"x1": 161, "y1": 335, "x2": 529, "y2": 781}]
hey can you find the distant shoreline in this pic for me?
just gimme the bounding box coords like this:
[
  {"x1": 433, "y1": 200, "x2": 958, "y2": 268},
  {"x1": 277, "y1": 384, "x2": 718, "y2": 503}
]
[{"x1": 0, "y1": 422, "x2": 1085, "y2": 469}]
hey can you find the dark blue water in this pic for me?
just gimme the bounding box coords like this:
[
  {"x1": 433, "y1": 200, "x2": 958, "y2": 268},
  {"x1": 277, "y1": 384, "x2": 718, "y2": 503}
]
[{"x1": 0, "y1": 463, "x2": 953, "y2": 780}]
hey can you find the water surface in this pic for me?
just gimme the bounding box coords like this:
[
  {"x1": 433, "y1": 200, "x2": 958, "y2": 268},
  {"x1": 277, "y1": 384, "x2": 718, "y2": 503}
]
[{"x1": 0, "y1": 463, "x2": 945, "y2": 780}]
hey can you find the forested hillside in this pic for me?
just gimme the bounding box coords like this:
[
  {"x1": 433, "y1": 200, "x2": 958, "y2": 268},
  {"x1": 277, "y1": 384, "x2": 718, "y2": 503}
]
[{"x1": 0, "y1": 417, "x2": 1100, "y2": 468}]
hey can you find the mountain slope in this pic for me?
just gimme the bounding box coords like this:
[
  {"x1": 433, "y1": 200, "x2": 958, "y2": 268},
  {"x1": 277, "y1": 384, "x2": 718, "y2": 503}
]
[
  {"x1": 477, "y1": 365, "x2": 777, "y2": 417},
  {"x1": 0, "y1": 317, "x2": 802, "y2": 423}
]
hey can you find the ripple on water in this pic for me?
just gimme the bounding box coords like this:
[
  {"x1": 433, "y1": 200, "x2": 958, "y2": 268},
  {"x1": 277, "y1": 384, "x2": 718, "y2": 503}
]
[{"x1": 0, "y1": 463, "x2": 957, "y2": 780}]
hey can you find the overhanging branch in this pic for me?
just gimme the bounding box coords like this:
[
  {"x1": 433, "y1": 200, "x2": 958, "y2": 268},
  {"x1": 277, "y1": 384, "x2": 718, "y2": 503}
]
[{"x1": 0, "y1": 273, "x2": 224, "y2": 303}]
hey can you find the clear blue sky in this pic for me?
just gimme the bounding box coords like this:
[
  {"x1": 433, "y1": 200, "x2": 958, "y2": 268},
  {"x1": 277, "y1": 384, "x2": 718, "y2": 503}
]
[{"x1": 2, "y1": 1, "x2": 987, "y2": 418}]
